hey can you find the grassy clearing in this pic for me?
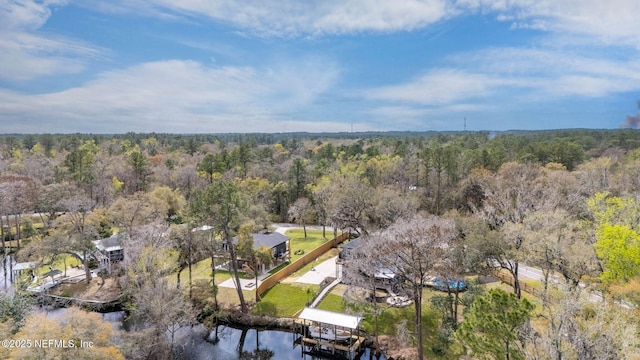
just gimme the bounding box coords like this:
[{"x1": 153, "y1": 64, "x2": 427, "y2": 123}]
[
  {"x1": 316, "y1": 293, "x2": 347, "y2": 313},
  {"x1": 191, "y1": 278, "x2": 255, "y2": 310},
  {"x1": 285, "y1": 229, "x2": 330, "y2": 262},
  {"x1": 31, "y1": 254, "x2": 82, "y2": 278},
  {"x1": 51, "y1": 253, "x2": 82, "y2": 270},
  {"x1": 483, "y1": 281, "x2": 544, "y2": 315},
  {"x1": 340, "y1": 289, "x2": 464, "y2": 359},
  {"x1": 217, "y1": 286, "x2": 255, "y2": 307},
  {"x1": 253, "y1": 283, "x2": 320, "y2": 317},
  {"x1": 166, "y1": 258, "x2": 233, "y2": 288}
]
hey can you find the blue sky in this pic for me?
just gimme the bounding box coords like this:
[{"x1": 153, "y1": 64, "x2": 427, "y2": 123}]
[{"x1": 1, "y1": 0, "x2": 640, "y2": 133}]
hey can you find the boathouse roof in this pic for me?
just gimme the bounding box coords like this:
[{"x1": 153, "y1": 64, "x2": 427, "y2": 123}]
[
  {"x1": 298, "y1": 308, "x2": 362, "y2": 329},
  {"x1": 13, "y1": 262, "x2": 36, "y2": 271}
]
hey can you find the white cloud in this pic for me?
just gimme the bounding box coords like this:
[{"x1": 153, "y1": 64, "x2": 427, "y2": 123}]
[
  {"x1": 0, "y1": 0, "x2": 66, "y2": 30},
  {"x1": 366, "y1": 69, "x2": 494, "y2": 105},
  {"x1": 0, "y1": 0, "x2": 102, "y2": 81},
  {"x1": 88, "y1": 0, "x2": 455, "y2": 37},
  {"x1": 458, "y1": 47, "x2": 640, "y2": 97},
  {"x1": 0, "y1": 58, "x2": 341, "y2": 133},
  {"x1": 88, "y1": 0, "x2": 640, "y2": 46},
  {"x1": 459, "y1": 0, "x2": 640, "y2": 46},
  {"x1": 362, "y1": 46, "x2": 640, "y2": 127}
]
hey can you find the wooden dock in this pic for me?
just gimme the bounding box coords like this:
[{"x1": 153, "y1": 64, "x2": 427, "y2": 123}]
[
  {"x1": 299, "y1": 334, "x2": 366, "y2": 352},
  {"x1": 293, "y1": 315, "x2": 367, "y2": 359}
]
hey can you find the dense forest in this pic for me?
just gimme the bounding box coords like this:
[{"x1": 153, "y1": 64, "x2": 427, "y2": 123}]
[{"x1": 1, "y1": 129, "x2": 640, "y2": 359}]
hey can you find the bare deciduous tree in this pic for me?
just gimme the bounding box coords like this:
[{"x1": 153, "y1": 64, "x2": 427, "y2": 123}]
[
  {"x1": 523, "y1": 209, "x2": 597, "y2": 292},
  {"x1": 56, "y1": 195, "x2": 98, "y2": 283},
  {"x1": 527, "y1": 288, "x2": 640, "y2": 360},
  {"x1": 171, "y1": 224, "x2": 207, "y2": 299},
  {"x1": 108, "y1": 192, "x2": 160, "y2": 239},
  {"x1": 0, "y1": 176, "x2": 37, "y2": 250},
  {"x1": 342, "y1": 235, "x2": 393, "y2": 353},
  {"x1": 34, "y1": 182, "x2": 75, "y2": 230},
  {"x1": 190, "y1": 180, "x2": 249, "y2": 312},
  {"x1": 121, "y1": 227, "x2": 196, "y2": 360},
  {"x1": 328, "y1": 175, "x2": 374, "y2": 236},
  {"x1": 310, "y1": 182, "x2": 330, "y2": 237},
  {"x1": 288, "y1": 197, "x2": 313, "y2": 238},
  {"x1": 469, "y1": 162, "x2": 545, "y2": 298},
  {"x1": 377, "y1": 215, "x2": 457, "y2": 360},
  {"x1": 372, "y1": 186, "x2": 419, "y2": 229}
]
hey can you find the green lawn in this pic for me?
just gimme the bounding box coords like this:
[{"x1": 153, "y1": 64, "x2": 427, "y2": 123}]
[
  {"x1": 166, "y1": 257, "x2": 233, "y2": 288},
  {"x1": 324, "y1": 287, "x2": 464, "y2": 358},
  {"x1": 316, "y1": 293, "x2": 347, "y2": 313},
  {"x1": 30, "y1": 254, "x2": 82, "y2": 279},
  {"x1": 285, "y1": 229, "x2": 330, "y2": 262},
  {"x1": 168, "y1": 228, "x2": 333, "y2": 289},
  {"x1": 253, "y1": 283, "x2": 320, "y2": 317}
]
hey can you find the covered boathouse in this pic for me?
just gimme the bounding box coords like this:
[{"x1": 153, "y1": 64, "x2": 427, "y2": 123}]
[{"x1": 295, "y1": 307, "x2": 366, "y2": 359}]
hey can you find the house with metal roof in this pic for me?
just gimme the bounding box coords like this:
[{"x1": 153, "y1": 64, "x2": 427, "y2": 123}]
[
  {"x1": 92, "y1": 233, "x2": 124, "y2": 262},
  {"x1": 231, "y1": 231, "x2": 290, "y2": 272},
  {"x1": 92, "y1": 233, "x2": 125, "y2": 274},
  {"x1": 339, "y1": 237, "x2": 401, "y2": 292}
]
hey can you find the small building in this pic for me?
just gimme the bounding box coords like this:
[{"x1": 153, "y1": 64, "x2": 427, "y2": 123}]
[
  {"x1": 92, "y1": 233, "x2": 125, "y2": 274},
  {"x1": 339, "y1": 237, "x2": 400, "y2": 292},
  {"x1": 233, "y1": 231, "x2": 290, "y2": 264},
  {"x1": 252, "y1": 232, "x2": 289, "y2": 261},
  {"x1": 233, "y1": 232, "x2": 289, "y2": 262},
  {"x1": 338, "y1": 237, "x2": 365, "y2": 260},
  {"x1": 11, "y1": 262, "x2": 36, "y2": 283}
]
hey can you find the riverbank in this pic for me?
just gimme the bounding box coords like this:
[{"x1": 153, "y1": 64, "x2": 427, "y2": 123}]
[
  {"x1": 29, "y1": 275, "x2": 125, "y2": 312},
  {"x1": 210, "y1": 308, "x2": 296, "y2": 330}
]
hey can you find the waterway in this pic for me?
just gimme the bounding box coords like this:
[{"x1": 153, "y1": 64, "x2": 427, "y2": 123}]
[
  {"x1": 43, "y1": 308, "x2": 386, "y2": 360},
  {"x1": 1, "y1": 254, "x2": 15, "y2": 293},
  {"x1": 5, "y1": 252, "x2": 385, "y2": 359}
]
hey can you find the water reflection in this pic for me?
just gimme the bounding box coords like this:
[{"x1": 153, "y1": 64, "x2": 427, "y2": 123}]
[
  {"x1": 1, "y1": 255, "x2": 14, "y2": 291},
  {"x1": 34, "y1": 308, "x2": 386, "y2": 360},
  {"x1": 176, "y1": 326, "x2": 385, "y2": 360}
]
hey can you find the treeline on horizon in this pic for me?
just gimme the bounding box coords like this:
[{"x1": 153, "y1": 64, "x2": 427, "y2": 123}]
[
  {"x1": 1, "y1": 127, "x2": 639, "y2": 223},
  {"x1": 2, "y1": 128, "x2": 640, "y2": 163}
]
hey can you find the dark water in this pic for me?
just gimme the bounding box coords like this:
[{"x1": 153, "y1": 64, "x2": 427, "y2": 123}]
[
  {"x1": 173, "y1": 325, "x2": 386, "y2": 360},
  {"x1": 1, "y1": 255, "x2": 14, "y2": 292},
  {"x1": 44, "y1": 308, "x2": 386, "y2": 360}
]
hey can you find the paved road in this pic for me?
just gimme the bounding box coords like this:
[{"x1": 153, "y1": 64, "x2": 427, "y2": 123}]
[{"x1": 517, "y1": 263, "x2": 634, "y2": 308}]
